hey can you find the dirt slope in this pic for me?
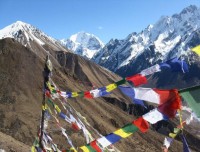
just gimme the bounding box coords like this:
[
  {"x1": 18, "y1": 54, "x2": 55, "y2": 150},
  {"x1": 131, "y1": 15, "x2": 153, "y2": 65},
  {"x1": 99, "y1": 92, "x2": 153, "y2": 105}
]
[{"x1": 0, "y1": 38, "x2": 199, "y2": 152}]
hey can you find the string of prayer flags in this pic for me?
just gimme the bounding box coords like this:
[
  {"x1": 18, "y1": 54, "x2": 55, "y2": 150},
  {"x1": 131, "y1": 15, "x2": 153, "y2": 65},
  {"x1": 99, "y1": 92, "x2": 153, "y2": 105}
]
[
  {"x1": 191, "y1": 44, "x2": 200, "y2": 56},
  {"x1": 126, "y1": 74, "x2": 147, "y2": 86},
  {"x1": 179, "y1": 85, "x2": 200, "y2": 118},
  {"x1": 159, "y1": 57, "x2": 189, "y2": 73},
  {"x1": 72, "y1": 110, "x2": 169, "y2": 151}
]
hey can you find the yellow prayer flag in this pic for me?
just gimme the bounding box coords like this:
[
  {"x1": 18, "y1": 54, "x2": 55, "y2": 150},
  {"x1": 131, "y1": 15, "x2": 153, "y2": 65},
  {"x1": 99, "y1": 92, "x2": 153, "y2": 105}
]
[
  {"x1": 114, "y1": 129, "x2": 132, "y2": 138},
  {"x1": 72, "y1": 92, "x2": 79, "y2": 97},
  {"x1": 31, "y1": 146, "x2": 36, "y2": 152},
  {"x1": 79, "y1": 146, "x2": 90, "y2": 152},
  {"x1": 169, "y1": 133, "x2": 177, "y2": 139},
  {"x1": 191, "y1": 45, "x2": 200, "y2": 56},
  {"x1": 42, "y1": 104, "x2": 48, "y2": 110},
  {"x1": 70, "y1": 147, "x2": 77, "y2": 152},
  {"x1": 106, "y1": 83, "x2": 117, "y2": 92},
  {"x1": 55, "y1": 105, "x2": 61, "y2": 113}
]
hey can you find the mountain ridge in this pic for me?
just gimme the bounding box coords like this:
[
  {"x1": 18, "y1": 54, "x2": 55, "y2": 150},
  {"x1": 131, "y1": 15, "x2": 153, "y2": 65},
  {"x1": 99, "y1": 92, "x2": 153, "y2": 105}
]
[{"x1": 92, "y1": 5, "x2": 200, "y2": 81}]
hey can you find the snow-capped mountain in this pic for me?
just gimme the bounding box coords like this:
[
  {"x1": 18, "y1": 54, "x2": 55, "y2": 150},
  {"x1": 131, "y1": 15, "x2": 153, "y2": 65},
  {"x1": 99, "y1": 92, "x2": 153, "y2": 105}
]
[
  {"x1": 92, "y1": 5, "x2": 200, "y2": 77},
  {"x1": 0, "y1": 21, "x2": 68, "y2": 55},
  {"x1": 60, "y1": 32, "x2": 104, "y2": 59}
]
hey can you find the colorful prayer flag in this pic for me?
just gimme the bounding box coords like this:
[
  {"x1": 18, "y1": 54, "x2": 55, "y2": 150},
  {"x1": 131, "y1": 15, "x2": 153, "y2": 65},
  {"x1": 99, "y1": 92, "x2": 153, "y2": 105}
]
[
  {"x1": 106, "y1": 83, "x2": 117, "y2": 92},
  {"x1": 118, "y1": 85, "x2": 145, "y2": 106},
  {"x1": 115, "y1": 78, "x2": 126, "y2": 86},
  {"x1": 191, "y1": 45, "x2": 200, "y2": 56},
  {"x1": 158, "y1": 89, "x2": 181, "y2": 118},
  {"x1": 132, "y1": 117, "x2": 149, "y2": 133},
  {"x1": 126, "y1": 74, "x2": 147, "y2": 86},
  {"x1": 140, "y1": 64, "x2": 161, "y2": 76},
  {"x1": 159, "y1": 57, "x2": 189, "y2": 73},
  {"x1": 179, "y1": 85, "x2": 200, "y2": 118},
  {"x1": 143, "y1": 109, "x2": 165, "y2": 124}
]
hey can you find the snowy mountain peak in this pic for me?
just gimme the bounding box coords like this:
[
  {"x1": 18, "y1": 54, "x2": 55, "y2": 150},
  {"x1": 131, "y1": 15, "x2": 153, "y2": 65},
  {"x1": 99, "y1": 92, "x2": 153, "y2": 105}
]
[
  {"x1": 0, "y1": 20, "x2": 57, "y2": 46},
  {"x1": 0, "y1": 21, "x2": 68, "y2": 55},
  {"x1": 180, "y1": 5, "x2": 198, "y2": 14},
  {"x1": 61, "y1": 32, "x2": 104, "y2": 59}
]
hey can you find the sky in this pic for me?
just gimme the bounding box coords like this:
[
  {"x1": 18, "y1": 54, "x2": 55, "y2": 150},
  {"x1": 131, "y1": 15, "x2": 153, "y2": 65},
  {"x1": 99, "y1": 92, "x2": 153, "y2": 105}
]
[{"x1": 1, "y1": 0, "x2": 200, "y2": 43}]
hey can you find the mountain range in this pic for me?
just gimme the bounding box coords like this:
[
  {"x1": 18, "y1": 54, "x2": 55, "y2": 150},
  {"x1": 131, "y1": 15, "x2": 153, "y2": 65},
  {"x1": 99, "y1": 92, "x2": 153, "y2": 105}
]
[
  {"x1": 0, "y1": 4, "x2": 200, "y2": 152},
  {"x1": 92, "y1": 5, "x2": 200, "y2": 88}
]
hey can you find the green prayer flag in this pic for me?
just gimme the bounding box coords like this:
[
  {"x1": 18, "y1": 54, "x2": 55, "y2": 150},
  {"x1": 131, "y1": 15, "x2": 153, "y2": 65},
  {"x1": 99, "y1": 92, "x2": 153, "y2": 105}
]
[
  {"x1": 78, "y1": 92, "x2": 84, "y2": 97},
  {"x1": 179, "y1": 85, "x2": 200, "y2": 118},
  {"x1": 85, "y1": 145, "x2": 96, "y2": 152},
  {"x1": 115, "y1": 78, "x2": 126, "y2": 86},
  {"x1": 122, "y1": 123, "x2": 139, "y2": 133}
]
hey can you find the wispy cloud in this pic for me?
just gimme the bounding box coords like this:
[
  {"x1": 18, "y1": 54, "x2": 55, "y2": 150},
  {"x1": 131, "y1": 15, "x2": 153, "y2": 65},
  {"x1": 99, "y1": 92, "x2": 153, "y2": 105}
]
[{"x1": 98, "y1": 26, "x2": 103, "y2": 30}]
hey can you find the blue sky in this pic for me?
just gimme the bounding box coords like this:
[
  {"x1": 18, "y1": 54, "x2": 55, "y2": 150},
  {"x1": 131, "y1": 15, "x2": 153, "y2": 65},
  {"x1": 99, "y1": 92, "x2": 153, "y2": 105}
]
[{"x1": 1, "y1": 0, "x2": 200, "y2": 43}]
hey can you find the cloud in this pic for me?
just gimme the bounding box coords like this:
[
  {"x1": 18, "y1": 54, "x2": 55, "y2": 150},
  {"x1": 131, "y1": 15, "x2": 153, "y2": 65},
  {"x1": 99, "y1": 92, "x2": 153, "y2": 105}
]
[{"x1": 98, "y1": 26, "x2": 103, "y2": 30}]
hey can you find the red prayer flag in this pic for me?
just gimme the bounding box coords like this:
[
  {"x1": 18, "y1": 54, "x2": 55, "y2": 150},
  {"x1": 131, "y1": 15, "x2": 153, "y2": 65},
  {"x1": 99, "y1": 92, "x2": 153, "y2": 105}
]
[
  {"x1": 45, "y1": 90, "x2": 51, "y2": 98},
  {"x1": 71, "y1": 122, "x2": 80, "y2": 131},
  {"x1": 57, "y1": 90, "x2": 61, "y2": 94},
  {"x1": 132, "y1": 117, "x2": 149, "y2": 133},
  {"x1": 84, "y1": 91, "x2": 93, "y2": 98},
  {"x1": 158, "y1": 89, "x2": 181, "y2": 118},
  {"x1": 126, "y1": 74, "x2": 147, "y2": 86},
  {"x1": 90, "y1": 140, "x2": 101, "y2": 152},
  {"x1": 153, "y1": 89, "x2": 178, "y2": 105}
]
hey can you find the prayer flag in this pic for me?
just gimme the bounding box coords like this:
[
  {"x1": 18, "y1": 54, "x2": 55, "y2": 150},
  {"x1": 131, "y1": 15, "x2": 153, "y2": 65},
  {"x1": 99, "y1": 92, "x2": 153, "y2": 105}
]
[
  {"x1": 105, "y1": 133, "x2": 121, "y2": 144},
  {"x1": 191, "y1": 45, "x2": 200, "y2": 56},
  {"x1": 132, "y1": 117, "x2": 149, "y2": 133},
  {"x1": 158, "y1": 89, "x2": 181, "y2": 118},
  {"x1": 106, "y1": 83, "x2": 117, "y2": 92},
  {"x1": 97, "y1": 137, "x2": 112, "y2": 148},
  {"x1": 115, "y1": 78, "x2": 126, "y2": 86},
  {"x1": 126, "y1": 74, "x2": 147, "y2": 86},
  {"x1": 179, "y1": 85, "x2": 200, "y2": 118},
  {"x1": 140, "y1": 64, "x2": 161, "y2": 76},
  {"x1": 84, "y1": 91, "x2": 93, "y2": 98},
  {"x1": 143, "y1": 109, "x2": 165, "y2": 124},
  {"x1": 118, "y1": 85, "x2": 145, "y2": 106},
  {"x1": 159, "y1": 58, "x2": 189, "y2": 73},
  {"x1": 90, "y1": 140, "x2": 101, "y2": 152}
]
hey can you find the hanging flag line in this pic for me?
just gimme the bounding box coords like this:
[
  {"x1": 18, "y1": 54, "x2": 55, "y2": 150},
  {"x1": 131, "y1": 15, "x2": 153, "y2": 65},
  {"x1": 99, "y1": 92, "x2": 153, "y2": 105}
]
[
  {"x1": 46, "y1": 81, "x2": 97, "y2": 144},
  {"x1": 32, "y1": 46, "x2": 200, "y2": 152},
  {"x1": 47, "y1": 58, "x2": 188, "y2": 100},
  {"x1": 61, "y1": 94, "x2": 181, "y2": 152},
  {"x1": 37, "y1": 76, "x2": 182, "y2": 152}
]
